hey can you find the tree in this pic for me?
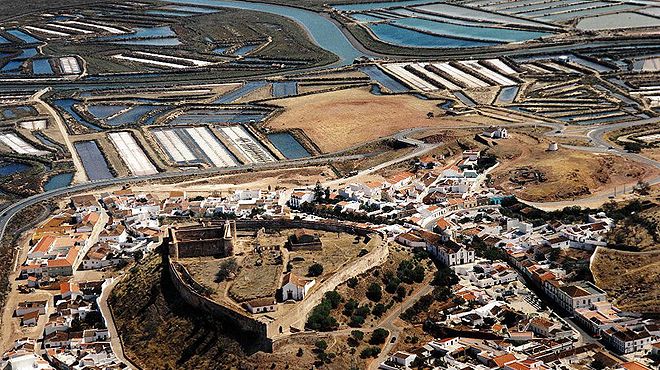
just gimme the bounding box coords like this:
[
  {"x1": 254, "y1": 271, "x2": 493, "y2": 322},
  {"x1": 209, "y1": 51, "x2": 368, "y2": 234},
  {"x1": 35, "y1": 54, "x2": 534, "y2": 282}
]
[
  {"x1": 396, "y1": 286, "x2": 407, "y2": 301},
  {"x1": 431, "y1": 267, "x2": 458, "y2": 287},
  {"x1": 347, "y1": 277, "x2": 358, "y2": 288},
  {"x1": 324, "y1": 291, "x2": 342, "y2": 309},
  {"x1": 372, "y1": 303, "x2": 386, "y2": 317},
  {"x1": 351, "y1": 330, "x2": 364, "y2": 342},
  {"x1": 366, "y1": 283, "x2": 382, "y2": 302},
  {"x1": 313, "y1": 181, "x2": 325, "y2": 203},
  {"x1": 315, "y1": 340, "x2": 328, "y2": 352},
  {"x1": 360, "y1": 347, "x2": 380, "y2": 359},
  {"x1": 370, "y1": 328, "x2": 389, "y2": 344},
  {"x1": 349, "y1": 315, "x2": 365, "y2": 327},
  {"x1": 306, "y1": 301, "x2": 338, "y2": 331},
  {"x1": 308, "y1": 263, "x2": 324, "y2": 277},
  {"x1": 214, "y1": 258, "x2": 238, "y2": 283}
]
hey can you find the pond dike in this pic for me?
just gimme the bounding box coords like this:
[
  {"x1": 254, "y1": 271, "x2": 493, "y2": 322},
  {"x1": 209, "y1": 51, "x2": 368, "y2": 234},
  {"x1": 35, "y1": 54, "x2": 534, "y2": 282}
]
[{"x1": 164, "y1": 219, "x2": 389, "y2": 353}]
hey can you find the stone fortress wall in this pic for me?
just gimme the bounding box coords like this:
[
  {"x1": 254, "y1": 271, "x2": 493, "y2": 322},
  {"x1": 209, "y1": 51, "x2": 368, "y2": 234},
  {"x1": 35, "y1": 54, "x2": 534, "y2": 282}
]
[{"x1": 165, "y1": 219, "x2": 390, "y2": 352}]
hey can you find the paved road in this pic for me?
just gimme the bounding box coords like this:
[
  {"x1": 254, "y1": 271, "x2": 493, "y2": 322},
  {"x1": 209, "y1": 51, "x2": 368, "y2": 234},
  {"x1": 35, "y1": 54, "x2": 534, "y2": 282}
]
[
  {"x1": 31, "y1": 87, "x2": 88, "y2": 183},
  {"x1": 0, "y1": 153, "x2": 369, "y2": 249},
  {"x1": 323, "y1": 128, "x2": 442, "y2": 188}
]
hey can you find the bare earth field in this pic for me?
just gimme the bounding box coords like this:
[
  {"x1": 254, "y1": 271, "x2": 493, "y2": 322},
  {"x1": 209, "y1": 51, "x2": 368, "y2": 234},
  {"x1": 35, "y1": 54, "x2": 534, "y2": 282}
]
[
  {"x1": 266, "y1": 87, "x2": 501, "y2": 153},
  {"x1": 592, "y1": 248, "x2": 660, "y2": 314},
  {"x1": 488, "y1": 133, "x2": 654, "y2": 202}
]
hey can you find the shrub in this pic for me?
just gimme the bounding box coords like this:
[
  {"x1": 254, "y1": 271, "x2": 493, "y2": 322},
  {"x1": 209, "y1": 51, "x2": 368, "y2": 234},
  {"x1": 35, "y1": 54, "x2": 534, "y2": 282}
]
[
  {"x1": 347, "y1": 277, "x2": 358, "y2": 288},
  {"x1": 214, "y1": 258, "x2": 238, "y2": 283},
  {"x1": 351, "y1": 330, "x2": 364, "y2": 342},
  {"x1": 308, "y1": 263, "x2": 324, "y2": 277},
  {"x1": 306, "y1": 301, "x2": 338, "y2": 331}
]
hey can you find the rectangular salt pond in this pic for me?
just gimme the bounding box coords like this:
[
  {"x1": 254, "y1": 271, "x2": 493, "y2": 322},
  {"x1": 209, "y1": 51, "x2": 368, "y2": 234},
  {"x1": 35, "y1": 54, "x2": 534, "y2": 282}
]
[
  {"x1": 105, "y1": 106, "x2": 158, "y2": 126},
  {"x1": 414, "y1": 3, "x2": 553, "y2": 29},
  {"x1": 392, "y1": 17, "x2": 550, "y2": 42},
  {"x1": 1, "y1": 60, "x2": 23, "y2": 73},
  {"x1": 113, "y1": 38, "x2": 181, "y2": 46},
  {"x1": 32, "y1": 59, "x2": 53, "y2": 75},
  {"x1": 108, "y1": 132, "x2": 158, "y2": 176},
  {"x1": 495, "y1": 86, "x2": 519, "y2": 104},
  {"x1": 74, "y1": 141, "x2": 113, "y2": 180},
  {"x1": 0, "y1": 35, "x2": 10, "y2": 44},
  {"x1": 169, "y1": 109, "x2": 270, "y2": 125},
  {"x1": 368, "y1": 23, "x2": 497, "y2": 48},
  {"x1": 6, "y1": 29, "x2": 40, "y2": 44},
  {"x1": 576, "y1": 11, "x2": 660, "y2": 30},
  {"x1": 272, "y1": 81, "x2": 298, "y2": 97},
  {"x1": 359, "y1": 65, "x2": 409, "y2": 93},
  {"x1": 233, "y1": 44, "x2": 259, "y2": 56},
  {"x1": 268, "y1": 133, "x2": 310, "y2": 159},
  {"x1": 105, "y1": 26, "x2": 175, "y2": 40},
  {"x1": 334, "y1": 0, "x2": 432, "y2": 12},
  {"x1": 214, "y1": 81, "x2": 268, "y2": 104},
  {"x1": 87, "y1": 105, "x2": 129, "y2": 120},
  {"x1": 43, "y1": 173, "x2": 73, "y2": 191},
  {"x1": 165, "y1": 5, "x2": 218, "y2": 13},
  {"x1": 16, "y1": 48, "x2": 38, "y2": 60}
]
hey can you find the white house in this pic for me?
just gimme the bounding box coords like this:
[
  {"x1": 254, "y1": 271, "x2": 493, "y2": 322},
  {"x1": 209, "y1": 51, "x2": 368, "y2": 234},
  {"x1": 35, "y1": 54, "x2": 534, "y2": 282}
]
[
  {"x1": 281, "y1": 273, "x2": 315, "y2": 301},
  {"x1": 482, "y1": 127, "x2": 508, "y2": 139},
  {"x1": 427, "y1": 240, "x2": 475, "y2": 266},
  {"x1": 245, "y1": 297, "x2": 277, "y2": 314},
  {"x1": 392, "y1": 351, "x2": 416, "y2": 367},
  {"x1": 289, "y1": 190, "x2": 314, "y2": 208}
]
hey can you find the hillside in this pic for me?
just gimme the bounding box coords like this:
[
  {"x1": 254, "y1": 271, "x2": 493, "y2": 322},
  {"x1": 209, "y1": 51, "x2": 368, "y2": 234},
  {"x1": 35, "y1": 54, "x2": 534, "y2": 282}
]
[{"x1": 108, "y1": 253, "x2": 250, "y2": 370}]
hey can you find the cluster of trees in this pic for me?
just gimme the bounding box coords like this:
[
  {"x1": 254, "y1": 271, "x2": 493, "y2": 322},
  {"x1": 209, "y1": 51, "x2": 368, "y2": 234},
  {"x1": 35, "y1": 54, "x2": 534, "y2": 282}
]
[
  {"x1": 306, "y1": 291, "x2": 342, "y2": 331},
  {"x1": 402, "y1": 267, "x2": 459, "y2": 322}
]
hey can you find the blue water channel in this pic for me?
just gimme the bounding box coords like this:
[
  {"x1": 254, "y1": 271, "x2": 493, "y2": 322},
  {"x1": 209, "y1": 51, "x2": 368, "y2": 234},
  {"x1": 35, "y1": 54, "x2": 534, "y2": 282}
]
[
  {"x1": 113, "y1": 38, "x2": 182, "y2": 46},
  {"x1": 105, "y1": 105, "x2": 159, "y2": 126},
  {"x1": 43, "y1": 173, "x2": 74, "y2": 191},
  {"x1": 0, "y1": 35, "x2": 10, "y2": 44},
  {"x1": 165, "y1": 0, "x2": 367, "y2": 65},
  {"x1": 87, "y1": 105, "x2": 129, "y2": 120},
  {"x1": 53, "y1": 99, "x2": 102, "y2": 131},
  {"x1": 74, "y1": 141, "x2": 113, "y2": 180},
  {"x1": 268, "y1": 133, "x2": 310, "y2": 159}
]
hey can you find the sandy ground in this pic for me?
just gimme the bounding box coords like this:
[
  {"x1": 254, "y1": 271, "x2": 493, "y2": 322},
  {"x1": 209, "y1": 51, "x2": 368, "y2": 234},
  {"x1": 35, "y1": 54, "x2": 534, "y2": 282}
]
[
  {"x1": 488, "y1": 132, "x2": 657, "y2": 202},
  {"x1": 265, "y1": 87, "x2": 502, "y2": 153}
]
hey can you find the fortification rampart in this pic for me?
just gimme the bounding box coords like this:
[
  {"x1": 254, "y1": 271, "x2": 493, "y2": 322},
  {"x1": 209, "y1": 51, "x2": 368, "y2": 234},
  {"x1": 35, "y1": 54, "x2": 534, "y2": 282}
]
[{"x1": 165, "y1": 219, "x2": 390, "y2": 351}]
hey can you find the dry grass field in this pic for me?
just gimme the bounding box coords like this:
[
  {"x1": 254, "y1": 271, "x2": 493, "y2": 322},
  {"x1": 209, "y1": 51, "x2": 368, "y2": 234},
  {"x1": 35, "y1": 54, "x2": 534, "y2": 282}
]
[
  {"x1": 266, "y1": 87, "x2": 500, "y2": 153},
  {"x1": 229, "y1": 248, "x2": 283, "y2": 303},
  {"x1": 592, "y1": 248, "x2": 660, "y2": 313},
  {"x1": 488, "y1": 133, "x2": 654, "y2": 202}
]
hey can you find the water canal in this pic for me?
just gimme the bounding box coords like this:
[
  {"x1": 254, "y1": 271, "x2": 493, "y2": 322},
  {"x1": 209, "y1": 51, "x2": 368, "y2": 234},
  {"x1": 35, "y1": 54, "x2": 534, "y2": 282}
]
[{"x1": 165, "y1": 0, "x2": 368, "y2": 65}]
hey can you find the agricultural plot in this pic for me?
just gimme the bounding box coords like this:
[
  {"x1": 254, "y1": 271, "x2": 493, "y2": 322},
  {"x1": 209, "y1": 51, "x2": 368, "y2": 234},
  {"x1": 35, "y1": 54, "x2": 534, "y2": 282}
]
[
  {"x1": 218, "y1": 125, "x2": 276, "y2": 164},
  {"x1": 0, "y1": 132, "x2": 48, "y2": 155},
  {"x1": 108, "y1": 131, "x2": 158, "y2": 176}
]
